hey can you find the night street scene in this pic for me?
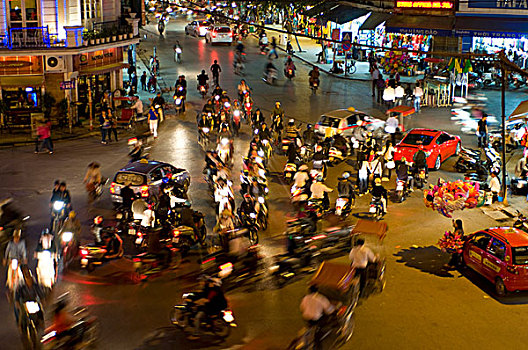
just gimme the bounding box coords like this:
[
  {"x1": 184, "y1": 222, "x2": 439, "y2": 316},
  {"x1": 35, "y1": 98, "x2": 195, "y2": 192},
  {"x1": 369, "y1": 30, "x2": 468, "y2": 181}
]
[{"x1": 4, "y1": 0, "x2": 528, "y2": 349}]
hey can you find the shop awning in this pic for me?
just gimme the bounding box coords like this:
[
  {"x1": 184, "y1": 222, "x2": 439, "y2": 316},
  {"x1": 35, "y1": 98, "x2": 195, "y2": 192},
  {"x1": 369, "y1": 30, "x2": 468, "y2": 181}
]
[
  {"x1": 359, "y1": 12, "x2": 392, "y2": 31},
  {"x1": 385, "y1": 15, "x2": 454, "y2": 36},
  {"x1": 509, "y1": 100, "x2": 528, "y2": 121},
  {"x1": 454, "y1": 15, "x2": 528, "y2": 38},
  {"x1": 78, "y1": 62, "x2": 129, "y2": 76},
  {"x1": 0, "y1": 75, "x2": 44, "y2": 87},
  {"x1": 303, "y1": 2, "x2": 369, "y2": 24}
]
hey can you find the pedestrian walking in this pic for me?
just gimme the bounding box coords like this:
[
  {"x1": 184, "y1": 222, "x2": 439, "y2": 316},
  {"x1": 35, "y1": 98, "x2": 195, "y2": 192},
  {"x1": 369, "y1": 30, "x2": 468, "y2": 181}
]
[
  {"x1": 148, "y1": 74, "x2": 157, "y2": 93},
  {"x1": 131, "y1": 97, "x2": 144, "y2": 121},
  {"x1": 140, "y1": 71, "x2": 147, "y2": 91},
  {"x1": 148, "y1": 105, "x2": 159, "y2": 138},
  {"x1": 36, "y1": 119, "x2": 53, "y2": 154},
  {"x1": 381, "y1": 140, "x2": 395, "y2": 181},
  {"x1": 108, "y1": 109, "x2": 118, "y2": 142},
  {"x1": 269, "y1": 37, "x2": 279, "y2": 59},
  {"x1": 477, "y1": 113, "x2": 488, "y2": 148},
  {"x1": 413, "y1": 81, "x2": 423, "y2": 113},
  {"x1": 100, "y1": 110, "x2": 111, "y2": 144},
  {"x1": 376, "y1": 75, "x2": 385, "y2": 104},
  {"x1": 210, "y1": 60, "x2": 222, "y2": 86},
  {"x1": 358, "y1": 160, "x2": 369, "y2": 195},
  {"x1": 371, "y1": 65, "x2": 380, "y2": 97}
]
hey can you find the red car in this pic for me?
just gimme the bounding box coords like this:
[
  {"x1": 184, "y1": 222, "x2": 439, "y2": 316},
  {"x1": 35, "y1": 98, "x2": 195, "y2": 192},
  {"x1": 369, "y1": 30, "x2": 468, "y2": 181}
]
[
  {"x1": 463, "y1": 227, "x2": 528, "y2": 296},
  {"x1": 393, "y1": 128, "x2": 461, "y2": 170}
]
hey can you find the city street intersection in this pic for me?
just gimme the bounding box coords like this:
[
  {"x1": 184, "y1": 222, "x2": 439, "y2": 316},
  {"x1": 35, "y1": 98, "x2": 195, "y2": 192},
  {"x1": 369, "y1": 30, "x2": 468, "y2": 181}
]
[{"x1": 2, "y1": 15, "x2": 528, "y2": 350}]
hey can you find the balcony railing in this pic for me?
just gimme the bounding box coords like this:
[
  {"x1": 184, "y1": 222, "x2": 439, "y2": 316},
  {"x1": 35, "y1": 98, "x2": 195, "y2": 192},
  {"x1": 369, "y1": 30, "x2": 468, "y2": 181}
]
[
  {"x1": 9, "y1": 26, "x2": 51, "y2": 49},
  {"x1": 92, "y1": 19, "x2": 132, "y2": 36}
]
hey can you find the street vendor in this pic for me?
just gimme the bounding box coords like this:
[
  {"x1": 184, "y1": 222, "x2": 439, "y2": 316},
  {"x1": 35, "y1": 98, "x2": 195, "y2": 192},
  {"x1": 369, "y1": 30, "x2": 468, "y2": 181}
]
[{"x1": 440, "y1": 219, "x2": 465, "y2": 269}]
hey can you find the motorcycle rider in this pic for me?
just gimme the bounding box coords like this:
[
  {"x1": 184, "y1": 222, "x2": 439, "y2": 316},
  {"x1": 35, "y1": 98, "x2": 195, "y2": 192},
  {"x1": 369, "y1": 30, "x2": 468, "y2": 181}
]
[
  {"x1": 337, "y1": 172, "x2": 356, "y2": 204},
  {"x1": 174, "y1": 75, "x2": 187, "y2": 112},
  {"x1": 251, "y1": 108, "x2": 264, "y2": 129},
  {"x1": 371, "y1": 178, "x2": 388, "y2": 215},
  {"x1": 212, "y1": 85, "x2": 223, "y2": 99},
  {"x1": 215, "y1": 178, "x2": 235, "y2": 214},
  {"x1": 237, "y1": 80, "x2": 251, "y2": 102},
  {"x1": 45, "y1": 296, "x2": 75, "y2": 335},
  {"x1": 310, "y1": 175, "x2": 333, "y2": 210},
  {"x1": 83, "y1": 162, "x2": 102, "y2": 194},
  {"x1": 238, "y1": 194, "x2": 258, "y2": 220},
  {"x1": 4, "y1": 228, "x2": 27, "y2": 295},
  {"x1": 202, "y1": 99, "x2": 215, "y2": 116},
  {"x1": 120, "y1": 182, "x2": 136, "y2": 214},
  {"x1": 264, "y1": 59, "x2": 277, "y2": 82},
  {"x1": 197, "y1": 70, "x2": 209, "y2": 91},
  {"x1": 286, "y1": 140, "x2": 299, "y2": 165},
  {"x1": 50, "y1": 181, "x2": 72, "y2": 212},
  {"x1": 101, "y1": 231, "x2": 123, "y2": 260},
  {"x1": 128, "y1": 140, "x2": 143, "y2": 163},
  {"x1": 189, "y1": 276, "x2": 228, "y2": 340},
  {"x1": 285, "y1": 119, "x2": 301, "y2": 145},
  {"x1": 349, "y1": 238, "x2": 377, "y2": 294},
  {"x1": 303, "y1": 124, "x2": 317, "y2": 146},
  {"x1": 14, "y1": 266, "x2": 43, "y2": 324},
  {"x1": 271, "y1": 102, "x2": 284, "y2": 139},
  {"x1": 174, "y1": 41, "x2": 183, "y2": 61},
  {"x1": 396, "y1": 157, "x2": 413, "y2": 191},
  {"x1": 294, "y1": 164, "x2": 311, "y2": 191},
  {"x1": 413, "y1": 144, "x2": 428, "y2": 177},
  {"x1": 332, "y1": 132, "x2": 349, "y2": 156},
  {"x1": 284, "y1": 56, "x2": 296, "y2": 78},
  {"x1": 60, "y1": 211, "x2": 81, "y2": 245},
  {"x1": 214, "y1": 209, "x2": 236, "y2": 251},
  {"x1": 308, "y1": 66, "x2": 320, "y2": 87},
  {"x1": 312, "y1": 145, "x2": 328, "y2": 178}
]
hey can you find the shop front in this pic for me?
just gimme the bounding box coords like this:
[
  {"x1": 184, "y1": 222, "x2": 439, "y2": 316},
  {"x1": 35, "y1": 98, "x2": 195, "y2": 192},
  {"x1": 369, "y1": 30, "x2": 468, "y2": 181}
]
[
  {"x1": 0, "y1": 56, "x2": 44, "y2": 130},
  {"x1": 73, "y1": 47, "x2": 128, "y2": 125}
]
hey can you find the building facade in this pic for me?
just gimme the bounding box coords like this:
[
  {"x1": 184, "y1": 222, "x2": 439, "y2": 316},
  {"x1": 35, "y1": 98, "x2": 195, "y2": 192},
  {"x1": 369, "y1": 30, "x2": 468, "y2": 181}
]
[{"x1": 0, "y1": 0, "x2": 139, "y2": 130}]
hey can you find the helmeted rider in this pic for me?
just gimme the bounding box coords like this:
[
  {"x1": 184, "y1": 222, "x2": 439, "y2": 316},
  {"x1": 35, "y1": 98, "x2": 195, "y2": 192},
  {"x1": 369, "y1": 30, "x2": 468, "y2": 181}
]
[
  {"x1": 310, "y1": 175, "x2": 333, "y2": 210},
  {"x1": 271, "y1": 102, "x2": 284, "y2": 139},
  {"x1": 337, "y1": 172, "x2": 356, "y2": 202},
  {"x1": 396, "y1": 157, "x2": 413, "y2": 191},
  {"x1": 189, "y1": 276, "x2": 228, "y2": 340},
  {"x1": 308, "y1": 66, "x2": 320, "y2": 86},
  {"x1": 197, "y1": 70, "x2": 209, "y2": 91},
  {"x1": 284, "y1": 56, "x2": 296, "y2": 78},
  {"x1": 303, "y1": 124, "x2": 317, "y2": 146},
  {"x1": 371, "y1": 178, "x2": 388, "y2": 215},
  {"x1": 413, "y1": 144, "x2": 429, "y2": 176}
]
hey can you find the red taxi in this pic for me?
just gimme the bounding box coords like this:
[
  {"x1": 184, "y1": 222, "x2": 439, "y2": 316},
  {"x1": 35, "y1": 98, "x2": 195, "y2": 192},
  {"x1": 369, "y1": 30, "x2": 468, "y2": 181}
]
[
  {"x1": 463, "y1": 227, "x2": 528, "y2": 296},
  {"x1": 393, "y1": 128, "x2": 461, "y2": 170}
]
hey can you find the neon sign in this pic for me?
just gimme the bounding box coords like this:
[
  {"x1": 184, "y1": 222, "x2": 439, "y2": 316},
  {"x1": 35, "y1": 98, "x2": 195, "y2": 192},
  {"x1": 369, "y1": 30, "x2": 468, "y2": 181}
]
[{"x1": 395, "y1": 1, "x2": 454, "y2": 9}]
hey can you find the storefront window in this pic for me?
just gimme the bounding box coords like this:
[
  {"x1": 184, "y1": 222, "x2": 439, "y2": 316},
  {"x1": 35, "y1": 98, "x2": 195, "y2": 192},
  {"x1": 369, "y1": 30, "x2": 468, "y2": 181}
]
[
  {"x1": 25, "y1": 0, "x2": 38, "y2": 22},
  {"x1": 2, "y1": 87, "x2": 40, "y2": 110},
  {"x1": 9, "y1": 0, "x2": 23, "y2": 22}
]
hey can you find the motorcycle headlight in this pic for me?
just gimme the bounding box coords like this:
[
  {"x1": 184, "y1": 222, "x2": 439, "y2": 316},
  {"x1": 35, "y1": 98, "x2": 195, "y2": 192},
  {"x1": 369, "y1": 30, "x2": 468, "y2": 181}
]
[
  {"x1": 258, "y1": 196, "x2": 265, "y2": 204},
  {"x1": 224, "y1": 102, "x2": 231, "y2": 108},
  {"x1": 234, "y1": 110, "x2": 240, "y2": 116},
  {"x1": 215, "y1": 95, "x2": 220, "y2": 101},
  {"x1": 175, "y1": 98, "x2": 182, "y2": 104},
  {"x1": 258, "y1": 169, "x2": 266, "y2": 178},
  {"x1": 62, "y1": 231, "x2": 73, "y2": 243},
  {"x1": 11, "y1": 258, "x2": 18, "y2": 270},
  {"x1": 25, "y1": 301, "x2": 40, "y2": 314},
  {"x1": 53, "y1": 201, "x2": 65, "y2": 211},
  {"x1": 257, "y1": 150, "x2": 265, "y2": 157},
  {"x1": 250, "y1": 213, "x2": 257, "y2": 218},
  {"x1": 221, "y1": 138, "x2": 229, "y2": 146},
  {"x1": 203, "y1": 127, "x2": 210, "y2": 133}
]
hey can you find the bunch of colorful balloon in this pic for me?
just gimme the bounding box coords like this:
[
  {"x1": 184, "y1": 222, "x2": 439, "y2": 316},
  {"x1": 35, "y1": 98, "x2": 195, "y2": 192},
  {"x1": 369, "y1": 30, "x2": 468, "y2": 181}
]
[
  {"x1": 423, "y1": 180, "x2": 485, "y2": 218},
  {"x1": 380, "y1": 50, "x2": 413, "y2": 75},
  {"x1": 438, "y1": 230, "x2": 465, "y2": 254}
]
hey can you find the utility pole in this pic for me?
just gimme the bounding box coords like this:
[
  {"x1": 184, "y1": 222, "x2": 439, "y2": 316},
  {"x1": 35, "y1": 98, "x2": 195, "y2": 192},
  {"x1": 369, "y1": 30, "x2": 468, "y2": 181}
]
[{"x1": 500, "y1": 52, "x2": 508, "y2": 205}]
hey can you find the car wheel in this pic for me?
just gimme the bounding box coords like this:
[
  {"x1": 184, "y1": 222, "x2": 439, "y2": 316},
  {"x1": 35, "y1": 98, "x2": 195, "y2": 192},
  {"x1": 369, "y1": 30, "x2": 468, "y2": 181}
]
[
  {"x1": 455, "y1": 143, "x2": 461, "y2": 156},
  {"x1": 495, "y1": 277, "x2": 508, "y2": 297},
  {"x1": 433, "y1": 156, "x2": 441, "y2": 171}
]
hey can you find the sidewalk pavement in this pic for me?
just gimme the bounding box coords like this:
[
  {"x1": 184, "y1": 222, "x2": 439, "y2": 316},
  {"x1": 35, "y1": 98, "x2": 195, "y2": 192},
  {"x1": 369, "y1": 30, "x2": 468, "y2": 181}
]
[
  {"x1": 262, "y1": 25, "x2": 422, "y2": 84},
  {"x1": 0, "y1": 125, "x2": 98, "y2": 147}
]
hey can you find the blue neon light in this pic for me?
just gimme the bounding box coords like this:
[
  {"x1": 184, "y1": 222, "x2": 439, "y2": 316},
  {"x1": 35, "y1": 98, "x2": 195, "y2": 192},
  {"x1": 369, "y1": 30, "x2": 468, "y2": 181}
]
[{"x1": 55, "y1": 0, "x2": 59, "y2": 35}]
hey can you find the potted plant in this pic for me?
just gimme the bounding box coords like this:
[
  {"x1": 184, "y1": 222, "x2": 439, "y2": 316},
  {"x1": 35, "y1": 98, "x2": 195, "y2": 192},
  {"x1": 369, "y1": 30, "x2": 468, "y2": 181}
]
[
  {"x1": 95, "y1": 32, "x2": 101, "y2": 45},
  {"x1": 111, "y1": 27, "x2": 118, "y2": 42},
  {"x1": 100, "y1": 29, "x2": 109, "y2": 43}
]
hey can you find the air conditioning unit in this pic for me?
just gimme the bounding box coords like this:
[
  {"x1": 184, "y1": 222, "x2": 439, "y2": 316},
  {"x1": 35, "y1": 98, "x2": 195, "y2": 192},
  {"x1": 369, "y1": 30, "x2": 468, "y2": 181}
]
[{"x1": 45, "y1": 55, "x2": 65, "y2": 73}]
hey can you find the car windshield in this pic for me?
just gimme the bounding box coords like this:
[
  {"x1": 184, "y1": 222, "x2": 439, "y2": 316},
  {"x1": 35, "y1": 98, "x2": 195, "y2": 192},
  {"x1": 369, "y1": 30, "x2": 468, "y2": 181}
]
[
  {"x1": 216, "y1": 27, "x2": 231, "y2": 33},
  {"x1": 115, "y1": 172, "x2": 145, "y2": 186},
  {"x1": 512, "y1": 246, "x2": 528, "y2": 265},
  {"x1": 401, "y1": 133, "x2": 434, "y2": 146},
  {"x1": 319, "y1": 116, "x2": 340, "y2": 128}
]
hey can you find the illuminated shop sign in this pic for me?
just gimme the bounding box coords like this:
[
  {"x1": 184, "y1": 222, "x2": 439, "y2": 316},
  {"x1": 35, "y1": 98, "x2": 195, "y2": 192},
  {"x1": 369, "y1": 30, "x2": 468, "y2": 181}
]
[{"x1": 395, "y1": 1, "x2": 454, "y2": 9}]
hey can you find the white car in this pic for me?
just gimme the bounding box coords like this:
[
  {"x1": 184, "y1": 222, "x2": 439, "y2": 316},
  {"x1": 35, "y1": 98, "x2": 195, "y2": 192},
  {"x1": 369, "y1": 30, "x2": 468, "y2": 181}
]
[
  {"x1": 205, "y1": 26, "x2": 233, "y2": 45},
  {"x1": 315, "y1": 108, "x2": 385, "y2": 139},
  {"x1": 185, "y1": 19, "x2": 211, "y2": 37}
]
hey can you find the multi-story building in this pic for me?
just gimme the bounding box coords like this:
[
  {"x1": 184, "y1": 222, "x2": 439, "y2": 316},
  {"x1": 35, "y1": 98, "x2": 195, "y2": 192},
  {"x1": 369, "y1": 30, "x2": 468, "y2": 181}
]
[{"x1": 0, "y1": 0, "x2": 140, "y2": 130}]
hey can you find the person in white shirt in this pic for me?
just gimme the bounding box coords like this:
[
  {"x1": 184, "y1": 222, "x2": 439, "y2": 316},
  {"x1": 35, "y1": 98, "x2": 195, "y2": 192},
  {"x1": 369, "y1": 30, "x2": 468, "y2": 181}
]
[
  {"x1": 310, "y1": 176, "x2": 332, "y2": 209},
  {"x1": 131, "y1": 97, "x2": 144, "y2": 120},
  {"x1": 293, "y1": 164, "x2": 310, "y2": 189},
  {"x1": 300, "y1": 285, "x2": 335, "y2": 325},
  {"x1": 358, "y1": 160, "x2": 369, "y2": 195},
  {"x1": 349, "y1": 238, "x2": 377, "y2": 293},
  {"x1": 413, "y1": 82, "x2": 423, "y2": 113},
  {"x1": 371, "y1": 66, "x2": 380, "y2": 97},
  {"x1": 141, "y1": 205, "x2": 156, "y2": 227},
  {"x1": 489, "y1": 172, "x2": 501, "y2": 201}
]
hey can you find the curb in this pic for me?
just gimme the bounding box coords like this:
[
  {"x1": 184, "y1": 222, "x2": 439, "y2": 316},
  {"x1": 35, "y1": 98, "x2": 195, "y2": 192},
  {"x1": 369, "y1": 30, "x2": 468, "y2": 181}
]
[{"x1": 0, "y1": 130, "x2": 99, "y2": 148}]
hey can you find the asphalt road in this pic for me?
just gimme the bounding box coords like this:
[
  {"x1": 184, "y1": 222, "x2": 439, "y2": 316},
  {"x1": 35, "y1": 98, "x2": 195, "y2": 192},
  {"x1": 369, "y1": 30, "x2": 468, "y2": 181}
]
[{"x1": 2, "y1": 14, "x2": 528, "y2": 350}]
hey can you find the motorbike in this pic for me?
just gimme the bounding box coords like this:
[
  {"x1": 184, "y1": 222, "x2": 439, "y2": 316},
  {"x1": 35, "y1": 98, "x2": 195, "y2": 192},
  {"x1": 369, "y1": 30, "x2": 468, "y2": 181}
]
[
  {"x1": 173, "y1": 86, "x2": 186, "y2": 114},
  {"x1": 7, "y1": 258, "x2": 23, "y2": 295},
  {"x1": 269, "y1": 247, "x2": 321, "y2": 287},
  {"x1": 414, "y1": 167, "x2": 428, "y2": 189},
  {"x1": 514, "y1": 211, "x2": 528, "y2": 232},
  {"x1": 328, "y1": 145, "x2": 348, "y2": 165},
  {"x1": 284, "y1": 66, "x2": 295, "y2": 80},
  {"x1": 170, "y1": 292, "x2": 236, "y2": 338},
  {"x1": 394, "y1": 178, "x2": 409, "y2": 203},
  {"x1": 199, "y1": 125, "x2": 212, "y2": 151},
  {"x1": 281, "y1": 137, "x2": 295, "y2": 155},
  {"x1": 309, "y1": 77, "x2": 319, "y2": 94},
  {"x1": 243, "y1": 100, "x2": 252, "y2": 118},
  {"x1": 174, "y1": 46, "x2": 182, "y2": 63},
  {"x1": 36, "y1": 250, "x2": 56, "y2": 291},
  {"x1": 158, "y1": 20, "x2": 165, "y2": 36},
  {"x1": 335, "y1": 197, "x2": 353, "y2": 218},
  {"x1": 198, "y1": 84, "x2": 208, "y2": 99},
  {"x1": 369, "y1": 196, "x2": 384, "y2": 221},
  {"x1": 50, "y1": 200, "x2": 67, "y2": 234},
  {"x1": 87, "y1": 178, "x2": 107, "y2": 202},
  {"x1": 290, "y1": 185, "x2": 310, "y2": 206},
  {"x1": 133, "y1": 246, "x2": 183, "y2": 277},
  {"x1": 284, "y1": 162, "x2": 297, "y2": 184},
  {"x1": 237, "y1": 212, "x2": 259, "y2": 244},
  {"x1": 217, "y1": 138, "x2": 233, "y2": 167},
  {"x1": 300, "y1": 144, "x2": 314, "y2": 163},
  {"x1": 79, "y1": 230, "x2": 123, "y2": 271},
  {"x1": 263, "y1": 68, "x2": 277, "y2": 85},
  {"x1": 58, "y1": 228, "x2": 78, "y2": 270},
  {"x1": 41, "y1": 306, "x2": 98, "y2": 349},
  {"x1": 232, "y1": 109, "x2": 242, "y2": 136},
  {"x1": 172, "y1": 215, "x2": 208, "y2": 256},
  {"x1": 17, "y1": 296, "x2": 44, "y2": 350}
]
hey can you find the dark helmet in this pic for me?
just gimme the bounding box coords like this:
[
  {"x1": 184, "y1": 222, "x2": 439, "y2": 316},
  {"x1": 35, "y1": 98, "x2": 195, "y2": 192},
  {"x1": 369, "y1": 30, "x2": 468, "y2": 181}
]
[{"x1": 201, "y1": 70, "x2": 206, "y2": 74}]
